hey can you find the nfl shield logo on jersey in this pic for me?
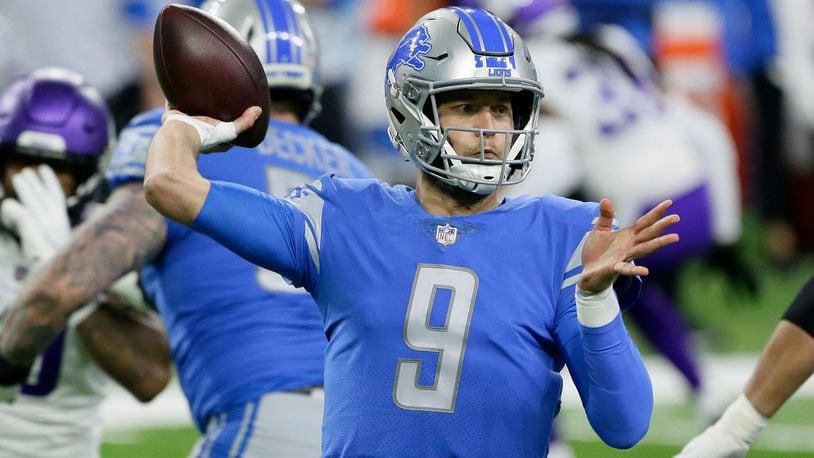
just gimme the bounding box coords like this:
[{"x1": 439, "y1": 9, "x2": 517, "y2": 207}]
[{"x1": 435, "y1": 224, "x2": 458, "y2": 246}]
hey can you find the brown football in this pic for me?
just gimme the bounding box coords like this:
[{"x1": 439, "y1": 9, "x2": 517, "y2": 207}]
[{"x1": 153, "y1": 4, "x2": 270, "y2": 147}]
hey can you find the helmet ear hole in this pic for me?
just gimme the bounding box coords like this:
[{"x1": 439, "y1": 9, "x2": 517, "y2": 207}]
[
  {"x1": 421, "y1": 101, "x2": 436, "y2": 124},
  {"x1": 390, "y1": 108, "x2": 406, "y2": 125},
  {"x1": 510, "y1": 90, "x2": 539, "y2": 130}
]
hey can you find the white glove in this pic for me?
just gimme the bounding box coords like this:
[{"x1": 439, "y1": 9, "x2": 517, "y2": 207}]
[
  {"x1": 163, "y1": 112, "x2": 237, "y2": 151},
  {"x1": 676, "y1": 424, "x2": 750, "y2": 458},
  {"x1": 675, "y1": 395, "x2": 767, "y2": 458},
  {"x1": 0, "y1": 165, "x2": 72, "y2": 265}
]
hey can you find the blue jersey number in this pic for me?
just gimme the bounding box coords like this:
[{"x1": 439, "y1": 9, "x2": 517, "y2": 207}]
[
  {"x1": 21, "y1": 331, "x2": 66, "y2": 397},
  {"x1": 393, "y1": 265, "x2": 478, "y2": 412}
]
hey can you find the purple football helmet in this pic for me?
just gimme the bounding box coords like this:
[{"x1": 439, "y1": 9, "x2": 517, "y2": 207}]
[{"x1": 0, "y1": 67, "x2": 113, "y2": 182}]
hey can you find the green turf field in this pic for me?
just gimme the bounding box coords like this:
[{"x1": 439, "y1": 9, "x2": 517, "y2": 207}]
[{"x1": 101, "y1": 397, "x2": 814, "y2": 457}]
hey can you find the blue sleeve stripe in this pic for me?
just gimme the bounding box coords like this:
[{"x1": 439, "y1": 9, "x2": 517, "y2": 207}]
[{"x1": 285, "y1": 179, "x2": 326, "y2": 272}]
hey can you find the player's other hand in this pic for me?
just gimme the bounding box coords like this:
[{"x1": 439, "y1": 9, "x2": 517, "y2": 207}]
[
  {"x1": 579, "y1": 199, "x2": 679, "y2": 293},
  {"x1": 0, "y1": 164, "x2": 71, "y2": 265},
  {"x1": 161, "y1": 106, "x2": 262, "y2": 153}
]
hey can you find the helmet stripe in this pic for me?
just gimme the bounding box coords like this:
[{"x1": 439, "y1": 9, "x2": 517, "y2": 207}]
[
  {"x1": 450, "y1": 6, "x2": 512, "y2": 54},
  {"x1": 486, "y1": 10, "x2": 513, "y2": 53},
  {"x1": 450, "y1": 7, "x2": 484, "y2": 52},
  {"x1": 253, "y1": 0, "x2": 275, "y2": 64},
  {"x1": 268, "y1": 0, "x2": 294, "y2": 63},
  {"x1": 281, "y1": 0, "x2": 301, "y2": 64}
]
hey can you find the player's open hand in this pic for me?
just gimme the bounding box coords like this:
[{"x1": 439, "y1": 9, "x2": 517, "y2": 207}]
[
  {"x1": 579, "y1": 199, "x2": 679, "y2": 293},
  {"x1": 161, "y1": 106, "x2": 262, "y2": 153}
]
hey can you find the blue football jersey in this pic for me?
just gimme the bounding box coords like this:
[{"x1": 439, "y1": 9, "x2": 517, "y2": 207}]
[
  {"x1": 106, "y1": 109, "x2": 371, "y2": 429},
  {"x1": 193, "y1": 176, "x2": 653, "y2": 456}
]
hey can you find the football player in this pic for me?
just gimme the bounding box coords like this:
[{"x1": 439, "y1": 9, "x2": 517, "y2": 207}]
[
  {"x1": 142, "y1": 6, "x2": 680, "y2": 455},
  {"x1": 677, "y1": 276, "x2": 814, "y2": 457},
  {"x1": 0, "y1": 67, "x2": 171, "y2": 458},
  {"x1": 0, "y1": 1, "x2": 370, "y2": 456}
]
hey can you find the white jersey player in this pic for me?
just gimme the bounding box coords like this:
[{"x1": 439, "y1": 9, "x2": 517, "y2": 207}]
[
  {"x1": 513, "y1": 25, "x2": 742, "y2": 247},
  {"x1": 0, "y1": 68, "x2": 171, "y2": 458},
  {"x1": 504, "y1": 8, "x2": 748, "y2": 416},
  {"x1": 0, "y1": 235, "x2": 109, "y2": 457}
]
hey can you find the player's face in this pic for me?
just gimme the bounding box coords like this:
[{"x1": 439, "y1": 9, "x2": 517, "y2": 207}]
[
  {"x1": 436, "y1": 90, "x2": 514, "y2": 160},
  {"x1": 3, "y1": 160, "x2": 78, "y2": 197}
]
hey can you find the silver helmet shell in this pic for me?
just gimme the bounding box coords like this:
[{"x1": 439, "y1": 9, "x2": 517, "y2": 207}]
[
  {"x1": 385, "y1": 6, "x2": 544, "y2": 194},
  {"x1": 201, "y1": 0, "x2": 322, "y2": 123}
]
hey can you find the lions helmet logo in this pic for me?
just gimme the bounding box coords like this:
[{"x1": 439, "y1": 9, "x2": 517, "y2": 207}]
[{"x1": 388, "y1": 25, "x2": 432, "y2": 74}]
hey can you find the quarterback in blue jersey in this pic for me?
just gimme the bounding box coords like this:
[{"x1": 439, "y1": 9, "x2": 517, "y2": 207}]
[
  {"x1": 0, "y1": 1, "x2": 370, "y2": 456},
  {"x1": 145, "y1": 6, "x2": 679, "y2": 457}
]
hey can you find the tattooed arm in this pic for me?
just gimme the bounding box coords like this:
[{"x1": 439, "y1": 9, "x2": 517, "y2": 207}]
[
  {"x1": 0, "y1": 182, "x2": 167, "y2": 367},
  {"x1": 77, "y1": 301, "x2": 171, "y2": 402}
]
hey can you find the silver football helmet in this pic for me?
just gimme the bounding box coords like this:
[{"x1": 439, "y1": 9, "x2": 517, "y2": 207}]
[
  {"x1": 385, "y1": 6, "x2": 544, "y2": 194},
  {"x1": 201, "y1": 0, "x2": 322, "y2": 123}
]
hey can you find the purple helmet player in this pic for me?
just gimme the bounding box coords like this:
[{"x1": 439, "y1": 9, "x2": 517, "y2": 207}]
[{"x1": 0, "y1": 67, "x2": 113, "y2": 193}]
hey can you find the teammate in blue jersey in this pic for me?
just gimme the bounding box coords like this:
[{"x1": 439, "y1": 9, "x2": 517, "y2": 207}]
[
  {"x1": 0, "y1": 1, "x2": 370, "y2": 456},
  {"x1": 144, "y1": 6, "x2": 681, "y2": 456}
]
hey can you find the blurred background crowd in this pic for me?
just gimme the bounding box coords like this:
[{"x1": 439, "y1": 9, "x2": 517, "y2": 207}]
[
  {"x1": 1, "y1": 0, "x2": 813, "y2": 456},
  {"x1": 3, "y1": 0, "x2": 810, "y2": 264}
]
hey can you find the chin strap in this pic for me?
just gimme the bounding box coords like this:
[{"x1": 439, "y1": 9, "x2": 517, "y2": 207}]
[{"x1": 448, "y1": 163, "x2": 505, "y2": 195}]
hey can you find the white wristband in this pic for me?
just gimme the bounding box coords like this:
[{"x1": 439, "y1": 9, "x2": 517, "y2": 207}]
[
  {"x1": 164, "y1": 113, "x2": 237, "y2": 149},
  {"x1": 575, "y1": 286, "x2": 620, "y2": 328}
]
